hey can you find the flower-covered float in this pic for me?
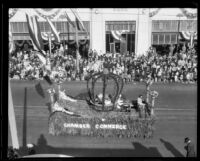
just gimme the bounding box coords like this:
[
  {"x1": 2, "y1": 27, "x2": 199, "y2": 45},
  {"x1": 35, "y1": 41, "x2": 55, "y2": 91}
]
[{"x1": 47, "y1": 68, "x2": 158, "y2": 138}]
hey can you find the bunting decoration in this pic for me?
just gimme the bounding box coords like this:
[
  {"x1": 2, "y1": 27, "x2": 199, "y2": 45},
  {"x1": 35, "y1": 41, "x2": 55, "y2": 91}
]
[
  {"x1": 180, "y1": 31, "x2": 197, "y2": 48},
  {"x1": 34, "y1": 8, "x2": 61, "y2": 19},
  {"x1": 149, "y1": 9, "x2": 161, "y2": 17},
  {"x1": 180, "y1": 8, "x2": 197, "y2": 19},
  {"x1": 111, "y1": 30, "x2": 128, "y2": 41},
  {"x1": 9, "y1": 8, "x2": 18, "y2": 19},
  {"x1": 180, "y1": 31, "x2": 197, "y2": 40},
  {"x1": 41, "y1": 32, "x2": 55, "y2": 41}
]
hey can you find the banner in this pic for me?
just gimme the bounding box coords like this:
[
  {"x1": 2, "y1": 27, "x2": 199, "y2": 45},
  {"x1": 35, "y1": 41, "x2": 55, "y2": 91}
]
[{"x1": 34, "y1": 9, "x2": 61, "y2": 19}]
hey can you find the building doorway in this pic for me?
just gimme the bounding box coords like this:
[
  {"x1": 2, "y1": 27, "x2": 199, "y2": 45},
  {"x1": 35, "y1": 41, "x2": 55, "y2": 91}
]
[{"x1": 105, "y1": 21, "x2": 136, "y2": 55}]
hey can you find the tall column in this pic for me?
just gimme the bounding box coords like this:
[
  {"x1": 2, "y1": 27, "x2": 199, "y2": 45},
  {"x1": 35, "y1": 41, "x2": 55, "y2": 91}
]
[
  {"x1": 9, "y1": 80, "x2": 19, "y2": 149},
  {"x1": 91, "y1": 9, "x2": 105, "y2": 53},
  {"x1": 136, "y1": 9, "x2": 151, "y2": 57}
]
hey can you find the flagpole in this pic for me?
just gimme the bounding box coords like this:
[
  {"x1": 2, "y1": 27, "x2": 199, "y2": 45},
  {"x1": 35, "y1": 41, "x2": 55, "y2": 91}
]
[
  {"x1": 48, "y1": 32, "x2": 52, "y2": 56},
  {"x1": 67, "y1": 21, "x2": 70, "y2": 44}
]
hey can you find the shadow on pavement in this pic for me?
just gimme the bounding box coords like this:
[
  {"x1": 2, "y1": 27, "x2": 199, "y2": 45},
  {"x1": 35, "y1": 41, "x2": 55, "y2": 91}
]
[
  {"x1": 131, "y1": 142, "x2": 162, "y2": 157},
  {"x1": 17, "y1": 134, "x2": 163, "y2": 157},
  {"x1": 160, "y1": 138, "x2": 184, "y2": 157}
]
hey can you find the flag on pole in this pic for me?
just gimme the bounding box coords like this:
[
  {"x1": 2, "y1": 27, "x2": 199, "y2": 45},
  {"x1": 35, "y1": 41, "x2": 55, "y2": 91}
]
[
  {"x1": 46, "y1": 17, "x2": 60, "y2": 43},
  {"x1": 25, "y1": 13, "x2": 44, "y2": 54},
  {"x1": 71, "y1": 9, "x2": 86, "y2": 31},
  {"x1": 65, "y1": 12, "x2": 75, "y2": 28}
]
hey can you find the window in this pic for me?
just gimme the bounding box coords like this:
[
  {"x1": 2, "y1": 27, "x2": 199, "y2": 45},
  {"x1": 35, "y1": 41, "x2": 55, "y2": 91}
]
[
  {"x1": 106, "y1": 31, "x2": 135, "y2": 53},
  {"x1": 152, "y1": 34, "x2": 159, "y2": 44},
  {"x1": 152, "y1": 33, "x2": 178, "y2": 45},
  {"x1": 159, "y1": 34, "x2": 164, "y2": 44},
  {"x1": 11, "y1": 21, "x2": 90, "y2": 33},
  {"x1": 171, "y1": 34, "x2": 177, "y2": 44},
  {"x1": 105, "y1": 21, "x2": 136, "y2": 31},
  {"x1": 152, "y1": 20, "x2": 179, "y2": 32},
  {"x1": 165, "y1": 34, "x2": 170, "y2": 44}
]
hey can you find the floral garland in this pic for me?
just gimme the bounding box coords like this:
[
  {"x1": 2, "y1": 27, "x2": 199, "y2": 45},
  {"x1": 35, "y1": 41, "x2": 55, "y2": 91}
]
[
  {"x1": 9, "y1": 8, "x2": 18, "y2": 19},
  {"x1": 49, "y1": 111, "x2": 156, "y2": 138},
  {"x1": 34, "y1": 9, "x2": 61, "y2": 19},
  {"x1": 50, "y1": 70, "x2": 66, "y2": 84},
  {"x1": 150, "y1": 90, "x2": 159, "y2": 98},
  {"x1": 149, "y1": 9, "x2": 161, "y2": 17},
  {"x1": 180, "y1": 8, "x2": 197, "y2": 19}
]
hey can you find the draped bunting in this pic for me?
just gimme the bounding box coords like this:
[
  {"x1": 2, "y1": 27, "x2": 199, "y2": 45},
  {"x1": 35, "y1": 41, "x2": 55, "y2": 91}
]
[
  {"x1": 41, "y1": 32, "x2": 57, "y2": 41},
  {"x1": 14, "y1": 40, "x2": 25, "y2": 47},
  {"x1": 9, "y1": 8, "x2": 18, "y2": 19},
  {"x1": 34, "y1": 9, "x2": 61, "y2": 19},
  {"x1": 149, "y1": 9, "x2": 161, "y2": 17},
  {"x1": 181, "y1": 31, "x2": 197, "y2": 40},
  {"x1": 111, "y1": 30, "x2": 128, "y2": 41},
  {"x1": 180, "y1": 31, "x2": 197, "y2": 47},
  {"x1": 180, "y1": 8, "x2": 197, "y2": 19}
]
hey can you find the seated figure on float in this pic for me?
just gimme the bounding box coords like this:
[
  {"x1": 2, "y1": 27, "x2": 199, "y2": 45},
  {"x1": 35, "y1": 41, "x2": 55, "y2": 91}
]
[
  {"x1": 116, "y1": 94, "x2": 132, "y2": 112},
  {"x1": 95, "y1": 93, "x2": 113, "y2": 106}
]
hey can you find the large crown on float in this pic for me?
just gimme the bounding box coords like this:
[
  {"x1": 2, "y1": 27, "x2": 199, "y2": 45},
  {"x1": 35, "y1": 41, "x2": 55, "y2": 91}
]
[{"x1": 87, "y1": 68, "x2": 124, "y2": 112}]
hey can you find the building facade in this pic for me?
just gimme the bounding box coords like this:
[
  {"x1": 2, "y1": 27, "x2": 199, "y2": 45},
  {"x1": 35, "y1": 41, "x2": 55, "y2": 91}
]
[{"x1": 9, "y1": 8, "x2": 197, "y2": 56}]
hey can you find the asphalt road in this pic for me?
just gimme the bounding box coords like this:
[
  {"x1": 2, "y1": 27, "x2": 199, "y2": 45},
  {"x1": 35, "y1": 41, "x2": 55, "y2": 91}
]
[{"x1": 8, "y1": 80, "x2": 197, "y2": 157}]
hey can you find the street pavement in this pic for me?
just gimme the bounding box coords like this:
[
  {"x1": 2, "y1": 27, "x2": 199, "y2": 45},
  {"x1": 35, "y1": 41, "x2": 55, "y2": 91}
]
[{"x1": 8, "y1": 80, "x2": 197, "y2": 157}]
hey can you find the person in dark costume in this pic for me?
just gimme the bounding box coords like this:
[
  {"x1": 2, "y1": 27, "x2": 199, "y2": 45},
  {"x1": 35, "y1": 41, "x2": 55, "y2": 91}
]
[{"x1": 184, "y1": 137, "x2": 195, "y2": 157}]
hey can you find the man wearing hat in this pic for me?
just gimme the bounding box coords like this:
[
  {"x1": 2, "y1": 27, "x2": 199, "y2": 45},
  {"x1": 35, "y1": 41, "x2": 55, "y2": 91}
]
[{"x1": 184, "y1": 137, "x2": 195, "y2": 157}]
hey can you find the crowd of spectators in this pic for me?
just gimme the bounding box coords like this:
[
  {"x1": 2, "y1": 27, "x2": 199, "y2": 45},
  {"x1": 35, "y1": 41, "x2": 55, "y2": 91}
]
[{"x1": 9, "y1": 44, "x2": 197, "y2": 84}]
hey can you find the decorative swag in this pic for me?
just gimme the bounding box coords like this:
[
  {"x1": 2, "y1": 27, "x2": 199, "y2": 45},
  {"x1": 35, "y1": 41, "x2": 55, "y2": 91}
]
[{"x1": 111, "y1": 30, "x2": 129, "y2": 41}]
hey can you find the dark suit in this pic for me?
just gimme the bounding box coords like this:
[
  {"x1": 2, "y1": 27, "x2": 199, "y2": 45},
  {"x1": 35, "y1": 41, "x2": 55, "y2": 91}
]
[{"x1": 185, "y1": 142, "x2": 195, "y2": 157}]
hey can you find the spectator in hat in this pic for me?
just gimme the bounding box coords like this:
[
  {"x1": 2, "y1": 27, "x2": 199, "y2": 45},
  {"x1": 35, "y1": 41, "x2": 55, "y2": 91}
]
[
  {"x1": 184, "y1": 137, "x2": 195, "y2": 157},
  {"x1": 137, "y1": 95, "x2": 145, "y2": 110}
]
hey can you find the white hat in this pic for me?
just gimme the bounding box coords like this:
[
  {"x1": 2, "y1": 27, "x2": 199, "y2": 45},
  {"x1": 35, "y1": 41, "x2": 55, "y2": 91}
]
[{"x1": 27, "y1": 143, "x2": 34, "y2": 148}]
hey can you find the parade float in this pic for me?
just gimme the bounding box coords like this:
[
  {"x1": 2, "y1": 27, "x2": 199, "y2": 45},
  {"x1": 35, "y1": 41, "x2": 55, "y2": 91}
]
[{"x1": 47, "y1": 69, "x2": 158, "y2": 139}]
